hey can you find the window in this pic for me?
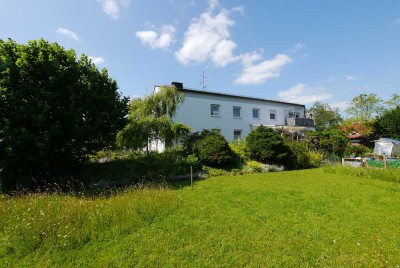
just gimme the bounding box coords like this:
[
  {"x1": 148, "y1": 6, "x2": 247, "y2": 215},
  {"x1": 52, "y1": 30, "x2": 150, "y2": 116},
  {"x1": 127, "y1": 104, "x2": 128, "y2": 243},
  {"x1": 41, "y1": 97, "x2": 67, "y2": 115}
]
[
  {"x1": 270, "y1": 110, "x2": 276, "y2": 120},
  {"x1": 289, "y1": 111, "x2": 300, "y2": 118},
  {"x1": 211, "y1": 104, "x2": 220, "y2": 116},
  {"x1": 233, "y1": 106, "x2": 241, "y2": 118},
  {"x1": 252, "y1": 108, "x2": 260, "y2": 119},
  {"x1": 234, "y1": 130, "x2": 242, "y2": 142}
]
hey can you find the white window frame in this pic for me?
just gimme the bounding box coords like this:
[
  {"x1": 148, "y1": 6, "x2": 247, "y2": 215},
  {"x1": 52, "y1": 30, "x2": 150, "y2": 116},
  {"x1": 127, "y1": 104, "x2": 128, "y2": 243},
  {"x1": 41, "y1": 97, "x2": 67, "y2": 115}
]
[
  {"x1": 233, "y1": 106, "x2": 242, "y2": 118},
  {"x1": 252, "y1": 108, "x2": 260, "y2": 119},
  {"x1": 211, "y1": 104, "x2": 221, "y2": 117}
]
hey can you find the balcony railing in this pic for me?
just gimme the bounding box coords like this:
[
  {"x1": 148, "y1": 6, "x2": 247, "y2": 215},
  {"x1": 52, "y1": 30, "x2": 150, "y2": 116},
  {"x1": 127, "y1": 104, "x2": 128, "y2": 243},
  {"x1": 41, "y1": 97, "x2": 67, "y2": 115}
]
[{"x1": 286, "y1": 117, "x2": 315, "y2": 127}]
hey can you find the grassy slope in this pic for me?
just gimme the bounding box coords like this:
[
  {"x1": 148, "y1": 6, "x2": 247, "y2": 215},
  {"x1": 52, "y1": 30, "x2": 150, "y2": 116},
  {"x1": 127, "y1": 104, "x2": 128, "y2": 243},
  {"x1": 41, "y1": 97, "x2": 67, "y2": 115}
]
[{"x1": 2, "y1": 168, "x2": 400, "y2": 267}]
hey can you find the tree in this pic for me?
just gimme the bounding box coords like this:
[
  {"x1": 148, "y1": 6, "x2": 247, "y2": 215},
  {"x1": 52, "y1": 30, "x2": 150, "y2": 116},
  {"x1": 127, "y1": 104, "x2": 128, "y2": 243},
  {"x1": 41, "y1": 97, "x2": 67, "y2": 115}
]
[
  {"x1": 385, "y1": 93, "x2": 400, "y2": 110},
  {"x1": 246, "y1": 126, "x2": 290, "y2": 165},
  {"x1": 309, "y1": 101, "x2": 342, "y2": 131},
  {"x1": 116, "y1": 85, "x2": 187, "y2": 152},
  {"x1": 306, "y1": 130, "x2": 348, "y2": 157},
  {"x1": 345, "y1": 93, "x2": 382, "y2": 121},
  {"x1": 170, "y1": 123, "x2": 192, "y2": 149},
  {"x1": 374, "y1": 106, "x2": 400, "y2": 140},
  {"x1": 0, "y1": 39, "x2": 128, "y2": 192}
]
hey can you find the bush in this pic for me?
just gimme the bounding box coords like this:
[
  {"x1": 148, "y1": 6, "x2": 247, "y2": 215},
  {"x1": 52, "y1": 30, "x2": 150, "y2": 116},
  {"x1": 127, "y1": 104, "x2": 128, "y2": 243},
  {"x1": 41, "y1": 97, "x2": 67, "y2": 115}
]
[
  {"x1": 229, "y1": 139, "x2": 248, "y2": 160},
  {"x1": 194, "y1": 132, "x2": 233, "y2": 166},
  {"x1": 285, "y1": 141, "x2": 323, "y2": 170},
  {"x1": 309, "y1": 151, "x2": 324, "y2": 167},
  {"x1": 306, "y1": 130, "x2": 348, "y2": 157},
  {"x1": 345, "y1": 145, "x2": 371, "y2": 157},
  {"x1": 246, "y1": 126, "x2": 290, "y2": 166},
  {"x1": 245, "y1": 160, "x2": 263, "y2": 173}
]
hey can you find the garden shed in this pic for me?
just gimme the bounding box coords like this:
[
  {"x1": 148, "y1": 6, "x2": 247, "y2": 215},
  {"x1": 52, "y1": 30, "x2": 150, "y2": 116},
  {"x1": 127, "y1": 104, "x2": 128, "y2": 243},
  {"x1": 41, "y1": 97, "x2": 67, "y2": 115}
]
[{"x1": 373, "y1": 138, "x2": 400, "y2": 157}]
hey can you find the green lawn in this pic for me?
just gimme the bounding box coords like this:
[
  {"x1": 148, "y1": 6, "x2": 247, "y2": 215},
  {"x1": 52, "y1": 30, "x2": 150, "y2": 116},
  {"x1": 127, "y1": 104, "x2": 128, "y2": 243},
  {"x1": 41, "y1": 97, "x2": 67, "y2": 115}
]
[{"x1": 2, "y1": 168, "x2": 400, "y2": 267}]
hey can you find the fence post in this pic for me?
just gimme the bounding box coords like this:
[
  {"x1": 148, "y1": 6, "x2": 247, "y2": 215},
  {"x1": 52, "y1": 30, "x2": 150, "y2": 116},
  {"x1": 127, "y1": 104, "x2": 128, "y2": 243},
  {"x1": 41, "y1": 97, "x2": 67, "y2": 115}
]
[
  {"x1": 384, "y1": 155, "x2": 387, "y2": 169},
  {"x1": 190, "y1": 166, "x2": 193, "y2": 189}
]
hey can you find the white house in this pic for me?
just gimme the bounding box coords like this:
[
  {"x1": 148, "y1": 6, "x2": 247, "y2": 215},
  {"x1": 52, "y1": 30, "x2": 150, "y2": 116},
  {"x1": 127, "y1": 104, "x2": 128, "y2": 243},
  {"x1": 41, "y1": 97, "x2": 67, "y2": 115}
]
[{"x1": 155, "y1": 82, "x2": 314, "y2": 146}]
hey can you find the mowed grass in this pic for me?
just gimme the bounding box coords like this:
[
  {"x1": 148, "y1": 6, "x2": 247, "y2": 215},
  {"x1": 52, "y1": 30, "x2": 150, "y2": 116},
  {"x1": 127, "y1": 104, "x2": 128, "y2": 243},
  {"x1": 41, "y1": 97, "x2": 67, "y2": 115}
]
[{"x1": 1, "y1": 168, "x2": 400, "y2": 267}]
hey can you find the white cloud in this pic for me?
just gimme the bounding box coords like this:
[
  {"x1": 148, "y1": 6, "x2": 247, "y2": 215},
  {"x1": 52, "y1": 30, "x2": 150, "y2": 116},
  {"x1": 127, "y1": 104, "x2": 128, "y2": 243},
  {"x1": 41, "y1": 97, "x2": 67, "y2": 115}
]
[
  {"x1": 288, "y1": 42, "x2": 305, "y2": 54},
  {"x1": 234, "y1": 53, "x2": 293, "y2": 85},
  {"x1": 56, "y1": 28, "x2": 79, "y2": 41},
  {"x1": 346, "y1": 75, "x2": 357, "y2": 81},
  {"x1": 175, "y1": 0, "x2": 241, "y2": 67},
  {"x1": 278, "y1": 84, "x2": 333, "y2": 104},
  {"x1": 97, "y1": 0, "x2": 130, "y2": 19},
  {"x1": 136, "y1": 25, "x2": 176, "y2": 49},
  {"x1": 88, "y1": 56, "x2": 105, "y2": 65}
]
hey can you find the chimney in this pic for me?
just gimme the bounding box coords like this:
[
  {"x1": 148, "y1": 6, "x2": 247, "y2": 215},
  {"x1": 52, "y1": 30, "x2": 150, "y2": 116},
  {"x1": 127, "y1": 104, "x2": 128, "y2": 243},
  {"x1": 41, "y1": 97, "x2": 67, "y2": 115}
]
[{"x1": 171, "y1": 81, "x2": 183, "y2": 90}]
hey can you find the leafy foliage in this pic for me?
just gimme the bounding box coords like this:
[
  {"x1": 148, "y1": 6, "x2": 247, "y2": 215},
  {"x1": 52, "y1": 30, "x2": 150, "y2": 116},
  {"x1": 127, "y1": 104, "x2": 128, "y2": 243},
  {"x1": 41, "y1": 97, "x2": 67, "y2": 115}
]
[
  {"x1": 245, "y1": 126, "x2": 290, "y2": 165},
  {"x1": 309, "y1": 101, "x2": 342, "y2": 131},
  {"x1": 374, "y1": 106, "x2": 400, "y2": 140},
  {"x1": 194, "y1": 131, "x2": 233, "y2": 166},
  {"x1": 306, "y1": 130, "x2": 348, "y2": 157},
  {"x1": 116, "y1": 85, "x2": 187, "y2": 152},
  {"x1": 344, "y1": 145, "x2": 371, "y2": 157},
  {"x1": 0, "y1": 39, "x2": 128, "y2": 192},
  {"x1": 385, "y1": 93, "x2": 400, "y2": 110},
  {"x1": 345, "y1": 93, "x2": 383, "y2": 121},
  {"x1": 285, "y1": 141, "x2": 322, "y2": 169}
]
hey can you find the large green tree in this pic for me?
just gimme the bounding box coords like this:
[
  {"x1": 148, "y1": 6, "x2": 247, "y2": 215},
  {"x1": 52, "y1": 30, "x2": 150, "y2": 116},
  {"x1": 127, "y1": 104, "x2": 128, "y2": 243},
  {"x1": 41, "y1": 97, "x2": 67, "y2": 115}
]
[
  {"x1": 309, "y1": 101, "x2": 342, "y2": 131},
  {"x1": 306, "y1": 130, "x2": 348, "y2": 157},
  {"x1": 116, "y1": 85, "x2": 186, "y2": 153},
  {"x1": 385, "y1": 93, "x2": 400, "y2": 110},
  {"x1": 345, "y1": 93, "x2": 382, "y2": 121},
  {"x1": 374, "y1": 106, "x2": 400, "y2": 140},
  {"x1": 0, "y1": 39, "x2": 128, "y2": 191}
]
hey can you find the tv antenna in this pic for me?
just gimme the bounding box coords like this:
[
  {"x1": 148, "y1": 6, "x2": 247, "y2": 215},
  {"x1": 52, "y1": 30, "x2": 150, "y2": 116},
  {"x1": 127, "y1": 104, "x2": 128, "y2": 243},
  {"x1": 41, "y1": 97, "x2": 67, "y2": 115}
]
[{"x1": 200, "y1": 70, "x2": 208, "y2": 90}]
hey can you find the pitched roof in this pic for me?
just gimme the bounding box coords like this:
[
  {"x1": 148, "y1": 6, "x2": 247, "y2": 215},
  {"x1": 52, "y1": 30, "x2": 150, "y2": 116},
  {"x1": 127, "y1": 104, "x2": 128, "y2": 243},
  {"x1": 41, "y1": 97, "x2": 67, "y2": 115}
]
[
  {"x1": 374, "y1": 138, "x2": 400, "y2": 144},
  {"x1": 178, "y1": 87, "x2": 306, "y2": 107}
]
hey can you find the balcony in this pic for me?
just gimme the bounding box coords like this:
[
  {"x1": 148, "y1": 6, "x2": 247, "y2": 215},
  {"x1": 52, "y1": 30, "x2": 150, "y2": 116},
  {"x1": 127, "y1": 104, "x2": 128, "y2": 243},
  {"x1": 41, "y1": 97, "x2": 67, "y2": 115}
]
[{"x1": 286, "y1": 117, "x2": 315, "y2": 127}]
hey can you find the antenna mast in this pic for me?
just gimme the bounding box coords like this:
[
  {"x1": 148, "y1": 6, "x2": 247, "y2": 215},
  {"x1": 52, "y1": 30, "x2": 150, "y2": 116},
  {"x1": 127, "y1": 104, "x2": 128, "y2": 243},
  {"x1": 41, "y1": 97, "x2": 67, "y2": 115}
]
[{"x1": 200, "y1": 70, "x2": 208, "y2": 90}]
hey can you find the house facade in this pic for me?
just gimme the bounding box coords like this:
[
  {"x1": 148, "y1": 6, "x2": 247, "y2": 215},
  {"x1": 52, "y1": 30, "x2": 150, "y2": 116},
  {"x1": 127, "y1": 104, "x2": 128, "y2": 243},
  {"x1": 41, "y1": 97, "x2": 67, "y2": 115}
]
[{"x1": 155, "y1": 82, "x2": 315, "y2": 144}]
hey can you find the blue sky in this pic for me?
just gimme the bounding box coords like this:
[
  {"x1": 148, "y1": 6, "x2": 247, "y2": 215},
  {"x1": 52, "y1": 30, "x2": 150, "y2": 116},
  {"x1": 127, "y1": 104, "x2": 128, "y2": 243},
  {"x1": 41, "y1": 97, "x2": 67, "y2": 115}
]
[{"x1": 1, "y1": 0, "x2": 400, "y2": 111}]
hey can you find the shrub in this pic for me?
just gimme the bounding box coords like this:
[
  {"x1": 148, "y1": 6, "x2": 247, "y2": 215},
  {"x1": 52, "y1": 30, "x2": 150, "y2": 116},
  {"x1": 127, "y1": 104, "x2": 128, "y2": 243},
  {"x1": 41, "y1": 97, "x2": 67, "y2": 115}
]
[
  {"x1": 306, "y1": 130, "x2": 349, "y2": 157},
  {"x1": 345, "y1": 145, "x2": 371, "y2": 157},
  {"x1": 309, "y1": 151, "x2": 324, "y2": 167},
  {"x1": 229, "y1": 139, "x2": 248, "y2": 160},
  {"x1": 246, "y1": 126, "x2": 290, "y2": 166},
  {"x1": 182, "y1": 130, "x2": 212, "y2": 155},
  {"x1": 244, "y1": 160, "x2": 263, "y2": 173},
  {"x1": 194, "y1": 132, "x2": 233, "y2": 166}
]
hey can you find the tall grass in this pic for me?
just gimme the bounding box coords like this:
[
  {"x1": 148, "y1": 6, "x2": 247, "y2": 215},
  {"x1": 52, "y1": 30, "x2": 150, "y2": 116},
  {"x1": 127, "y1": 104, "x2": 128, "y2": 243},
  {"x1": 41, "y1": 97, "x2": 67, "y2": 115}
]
[
  {"x1": 3, "y1": 168, "x2": 400, "y2": 266},
  {"x1": 0, "y1": 187, "x2": 179, "y2": 261},
  {"x1": 324, "y1": 164, "x2": 400, "y2": 183}
]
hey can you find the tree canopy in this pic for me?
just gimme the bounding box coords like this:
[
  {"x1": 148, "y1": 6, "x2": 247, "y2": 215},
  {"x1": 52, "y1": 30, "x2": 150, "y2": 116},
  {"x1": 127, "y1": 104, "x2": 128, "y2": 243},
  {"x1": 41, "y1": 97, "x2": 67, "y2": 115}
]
[
  {"x1": 116, "y1": 85, "x2": 187, "y2": 152},
  {"x1": 385, "y1": 94, "x2": 400, "y2": 110},
  {"x1": 374, "y1": 106, "x2": 400, "y2": 140},
  {"x1": 345, "y1": 93, "x2": 382, "y2": 121},
  {"x1": 309, "y1": 101, "x2": 342, "y2": 131},
  {"x1": 0, "y1": 39, "x2": 128, "y2": 191}
]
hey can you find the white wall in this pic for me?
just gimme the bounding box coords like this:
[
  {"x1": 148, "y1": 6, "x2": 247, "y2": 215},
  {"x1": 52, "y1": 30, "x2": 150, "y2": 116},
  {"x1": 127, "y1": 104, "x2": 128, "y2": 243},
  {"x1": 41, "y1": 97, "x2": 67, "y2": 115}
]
[{"x1": 173, "y1": 91, "x2": 305, "y2": 142}]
